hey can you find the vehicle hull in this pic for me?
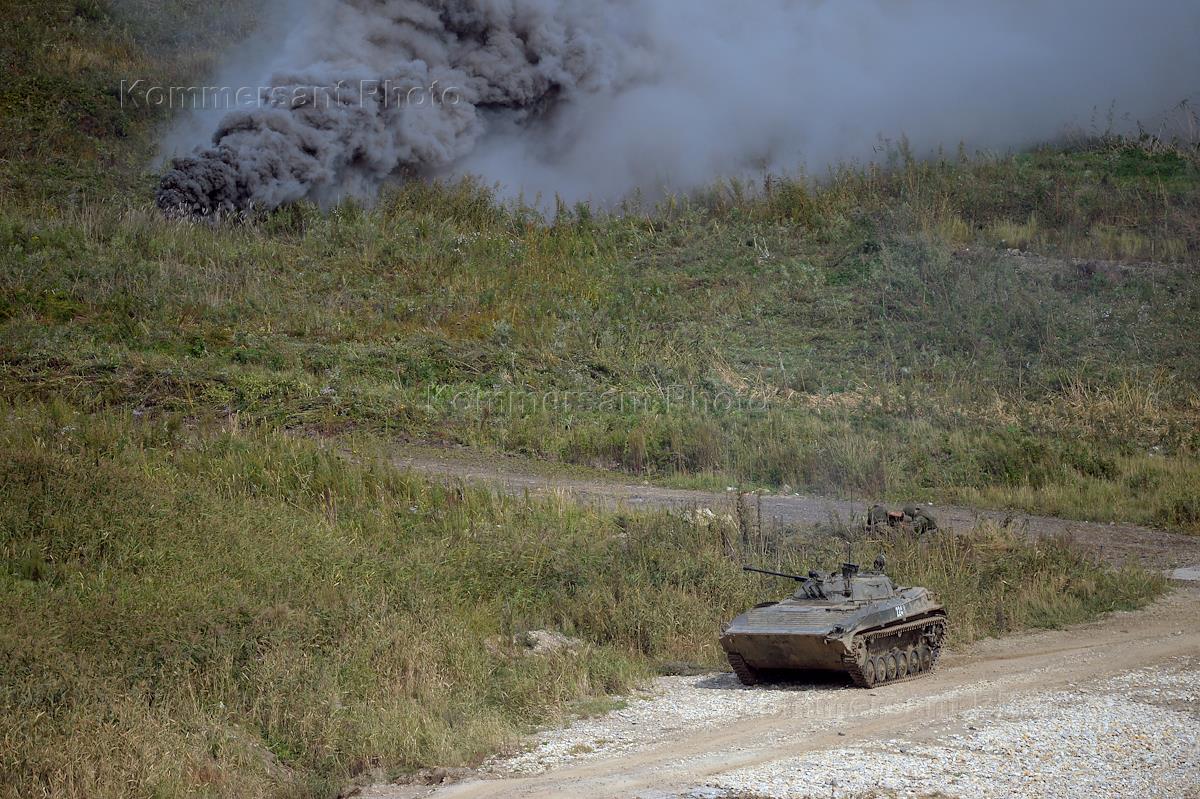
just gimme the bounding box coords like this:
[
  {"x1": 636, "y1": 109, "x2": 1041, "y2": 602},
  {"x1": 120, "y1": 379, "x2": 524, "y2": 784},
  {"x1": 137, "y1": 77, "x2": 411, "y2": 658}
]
[{"x1": 719, "y1": 582, "x2": 947, "y2": 687}]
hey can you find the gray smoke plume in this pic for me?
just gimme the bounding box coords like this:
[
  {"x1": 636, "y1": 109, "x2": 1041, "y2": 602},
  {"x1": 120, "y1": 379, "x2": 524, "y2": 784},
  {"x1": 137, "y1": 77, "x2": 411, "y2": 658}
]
[
  {"x1": 159, "y1": 0, "x2": 1200, "y2": 215},
  {"x1": 157, "y1": 0, "x2": 636, "y2": 214}
]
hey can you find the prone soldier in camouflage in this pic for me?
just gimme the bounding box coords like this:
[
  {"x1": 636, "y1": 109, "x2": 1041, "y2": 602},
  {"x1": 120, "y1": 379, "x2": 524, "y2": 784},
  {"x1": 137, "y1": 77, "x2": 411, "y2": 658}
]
[{"x1": 868, "y1": 503, "x2": 938, "y2": 534}]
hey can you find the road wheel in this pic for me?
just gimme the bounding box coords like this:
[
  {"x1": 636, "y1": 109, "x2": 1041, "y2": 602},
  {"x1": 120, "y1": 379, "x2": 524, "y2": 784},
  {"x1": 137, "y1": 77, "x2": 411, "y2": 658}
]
[
  {"x1": 918, "y1": 645, "x2": 933, "y2": 672},
  {"x1": 871, "y1": 657, "x2": 887, "y2": 685},
  {"x1": 884, "y1": 652, "x2": 898, "y2": 682},
  {"x1": 862, "y1": 657, "x2": 878, "y2": 686},
  {"x1": 895, "y1": 649, "x2": 909, "y2": 677}
]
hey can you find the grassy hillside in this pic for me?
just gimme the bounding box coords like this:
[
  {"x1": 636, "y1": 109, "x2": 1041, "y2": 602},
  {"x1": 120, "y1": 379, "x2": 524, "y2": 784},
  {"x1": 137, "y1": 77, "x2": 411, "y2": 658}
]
[
  {"x1": 0, "y1": 3, "x2": 1192, "y2": 798},
  {"x1": 4, "y1": 6, "x2": 1200, "y2": 536},
  {"x1": 0, "y1": 404, "x2": 1165, "y2": 798},
  {"x1": 0, "y1": 0, "x2": 263, "y2": 206},
  {"x1": 5, "y1": 159, "x2": 1200, "y2": 529}
]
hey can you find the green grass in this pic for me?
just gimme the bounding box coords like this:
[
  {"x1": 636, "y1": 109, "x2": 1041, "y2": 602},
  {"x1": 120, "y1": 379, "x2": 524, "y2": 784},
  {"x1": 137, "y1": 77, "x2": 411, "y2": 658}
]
[
  {"x1": 0, "y1": 402, "x2": 1165, "y2": 799},
  {"x1": 0, "y1": 1, "x2": 266, "y2": 207},
  {"x1": 0, "y1": 4, "x2": 1193, "y2": 797},
  {"x1": 3, "y1": 180, "x2": 1199, "y2": 530},
  {"x1": 4, "y1": 5, "x2": 1200, "y2": 535}
]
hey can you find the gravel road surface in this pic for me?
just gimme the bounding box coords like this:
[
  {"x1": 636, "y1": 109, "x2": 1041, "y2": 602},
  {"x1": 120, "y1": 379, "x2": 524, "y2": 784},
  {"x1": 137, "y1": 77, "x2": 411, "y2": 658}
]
[{"x1": 365, "y1": 585, "x2": 1200, "y2": 799}]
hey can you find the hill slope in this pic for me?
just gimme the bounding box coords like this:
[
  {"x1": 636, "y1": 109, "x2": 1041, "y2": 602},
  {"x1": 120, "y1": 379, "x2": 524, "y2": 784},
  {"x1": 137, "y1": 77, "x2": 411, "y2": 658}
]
[{"x1": 0, "y1": 4, "x2": 1196, "y2": 798}]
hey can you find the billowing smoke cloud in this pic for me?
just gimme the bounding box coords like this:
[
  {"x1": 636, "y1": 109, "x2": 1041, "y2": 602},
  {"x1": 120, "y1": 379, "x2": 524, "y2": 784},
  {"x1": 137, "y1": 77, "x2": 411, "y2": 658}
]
[
  {"x1": 158, "y1": 0, "x2": 1200, "y2": 215},
  {"x1": 157, "y1": 0, "x2": 635, "y2": 213}
]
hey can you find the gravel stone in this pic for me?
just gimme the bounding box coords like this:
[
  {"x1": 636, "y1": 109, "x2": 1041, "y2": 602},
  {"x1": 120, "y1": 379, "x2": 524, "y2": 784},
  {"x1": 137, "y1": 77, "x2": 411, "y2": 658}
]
[
  {"x1": 484, "y1": 659, "x2": 1199, "y2": 798},
  {"x1": 702, "y1": 661, "x2": 1199, "y2": 798}
]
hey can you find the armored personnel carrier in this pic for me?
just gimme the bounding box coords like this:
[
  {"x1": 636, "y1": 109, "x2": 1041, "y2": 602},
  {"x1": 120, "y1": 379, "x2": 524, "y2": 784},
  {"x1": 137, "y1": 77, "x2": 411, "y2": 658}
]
[{"x1": 720, "y1": 563, "x2": 946, "y2": 687}]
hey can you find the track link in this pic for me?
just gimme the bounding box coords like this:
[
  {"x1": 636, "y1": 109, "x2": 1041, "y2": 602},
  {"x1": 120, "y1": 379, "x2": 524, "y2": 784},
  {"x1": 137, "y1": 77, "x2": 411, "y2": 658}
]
[
  {"x1": 842, "y1": 615, "x2": 946, "y2": 688},
  {"x1": 727, "y1": 653, "x2": 760, "y2": 686}
]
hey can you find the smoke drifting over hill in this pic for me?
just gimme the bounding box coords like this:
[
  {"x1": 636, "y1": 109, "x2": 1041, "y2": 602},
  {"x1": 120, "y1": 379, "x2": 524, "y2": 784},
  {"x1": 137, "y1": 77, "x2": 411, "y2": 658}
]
[{"x1": 157, "y1": 0, "x2": 1200, "y2": 215}]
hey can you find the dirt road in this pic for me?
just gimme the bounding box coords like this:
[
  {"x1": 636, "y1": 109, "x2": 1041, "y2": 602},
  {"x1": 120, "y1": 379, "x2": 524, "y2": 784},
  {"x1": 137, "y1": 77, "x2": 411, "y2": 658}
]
[
  {"x1": 360, "y1": 446, "x2": 1200, "y2": 798},
  {"x1": 386, "y1": 446, "x2": 1200, "y2": 572},
  {"x1": 365, "y1": 585, "x2": 1200, "y2": 799}
]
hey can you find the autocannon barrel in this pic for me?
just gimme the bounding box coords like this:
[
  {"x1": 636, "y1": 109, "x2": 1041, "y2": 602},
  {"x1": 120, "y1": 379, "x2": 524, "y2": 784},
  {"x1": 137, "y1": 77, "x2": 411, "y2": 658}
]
[{"x1": 743, "y1": 565, "x2": 806, "y2": 581}]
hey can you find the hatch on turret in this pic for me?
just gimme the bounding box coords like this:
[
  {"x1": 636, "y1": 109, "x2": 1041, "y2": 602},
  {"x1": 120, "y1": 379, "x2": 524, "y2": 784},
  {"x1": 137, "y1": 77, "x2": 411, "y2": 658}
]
[{"x1": 787, "y1": 566, "x2": 897, "y2": 603}]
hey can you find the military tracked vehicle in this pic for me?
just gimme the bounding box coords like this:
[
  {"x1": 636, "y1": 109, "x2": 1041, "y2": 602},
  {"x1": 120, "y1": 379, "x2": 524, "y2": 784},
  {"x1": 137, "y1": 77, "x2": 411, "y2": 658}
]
[{"x1": 720, "y1": 562, "x2": 946, "y2": 687}]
